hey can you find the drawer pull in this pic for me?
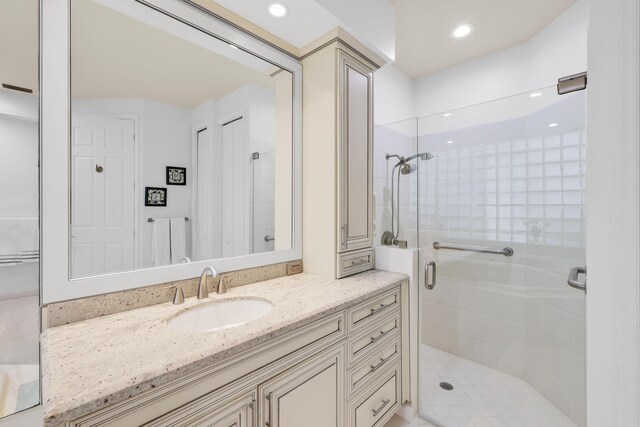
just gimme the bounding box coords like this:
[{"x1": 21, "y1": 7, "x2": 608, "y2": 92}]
[
  {"x1": 370, "y1": 302, "x2": 390, "y2": 314},
  {"x1": 372, "y1": 399, "x2": 391, "y2": 417},
  {"x1": 350, "y1": 258, "x2": 369, "y2": 267},
  {"x1": 266, "y1": 392, "x2": 272, "y2": 427},
  {"x1": 370, "y1": 329, "x2": 389, "y2": 343},
  {"x1": 370, "y1": 353, "x2": 394, "y2": 373}
]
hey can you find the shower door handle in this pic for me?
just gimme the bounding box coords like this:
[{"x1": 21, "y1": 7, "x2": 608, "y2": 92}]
[
  {"x1": 567, "y1": 266, "x2": 587, "y2": 292},
  {"x1": 425, "y1": 260, "x2": 436, "y2": 290}
]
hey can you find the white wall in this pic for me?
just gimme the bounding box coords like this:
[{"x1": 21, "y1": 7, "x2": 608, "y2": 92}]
[
  {"x1": 374, "y1": 64, "x2": 415, "y2": 125},
  {"x1": 141, "y1": 100, "x2": 192, "y2": 267}
]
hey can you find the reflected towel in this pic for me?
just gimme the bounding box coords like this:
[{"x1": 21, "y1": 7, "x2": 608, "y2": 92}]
[
  {"x1": 151, "y1": 218, "x2": 171, "y2": 266},
  {"x1": 170, "y1": 217, "x2": 187, "y2": 264}
]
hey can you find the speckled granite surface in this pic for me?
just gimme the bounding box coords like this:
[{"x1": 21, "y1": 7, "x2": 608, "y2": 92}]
[
  {"x1": 43, "y1": 261, "x2": 291, "y2": 328},
  {"x1": 41, "y1": 270, "x2": 407, "y2": 426}
]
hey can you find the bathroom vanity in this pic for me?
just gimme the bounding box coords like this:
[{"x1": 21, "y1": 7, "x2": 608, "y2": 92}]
[{"x1": 42, "y1": 271, "x2": 409, "y2": 427}]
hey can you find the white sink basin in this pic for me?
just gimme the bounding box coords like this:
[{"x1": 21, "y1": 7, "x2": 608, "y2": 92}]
[{"x1": 167, "y1": 298, "x2": 273, "y2": 333}]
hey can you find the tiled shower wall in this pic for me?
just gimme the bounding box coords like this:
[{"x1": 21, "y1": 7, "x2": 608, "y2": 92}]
[{"x1": 418, "y1": 92, "x2": 587, "y2": 426}]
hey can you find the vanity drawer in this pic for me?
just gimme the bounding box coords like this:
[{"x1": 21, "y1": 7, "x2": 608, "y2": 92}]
[
  {"x1": 348, "y1": 337, "x2": 400, "y2": 397},
  {"x1": 337, "y1": 248, "x2": 374, "y2": 278},
  {"x1": 347, "y1": 310, "x2": 400, "y2": 366},
  {"x1": 349, "y1": 364, "x2": 401, "y2": 427},
  {"x1": 142, "y1": 387, "x2": 255, "y2": 427},
  {"x1": 348, "y1": 287, "x2": 400, "y2": 333}
]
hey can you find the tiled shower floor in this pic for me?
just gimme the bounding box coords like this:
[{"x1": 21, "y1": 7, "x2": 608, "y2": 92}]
[{"x1": 419, "y1": 346, "x2": 577, "y2": 427}]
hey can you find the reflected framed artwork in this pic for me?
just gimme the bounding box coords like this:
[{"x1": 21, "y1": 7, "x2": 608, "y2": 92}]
[
  {"x1": 145, "y1": 187, "x2": 167, "y2": 207},
  {"x1": 166, "y1": 166, "x2": 186, "y2": 185}
]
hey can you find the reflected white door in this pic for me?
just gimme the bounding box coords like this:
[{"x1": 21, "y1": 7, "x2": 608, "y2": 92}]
[
  {"x1": 195, "y1": 127, "x2": 214, "y2": 260},
  {"x1": 71, "y1": 115, "x2": 135, "y2": 277},
  {"x1": 221, "y1": 117, "x2": 251, "y2": 257}
]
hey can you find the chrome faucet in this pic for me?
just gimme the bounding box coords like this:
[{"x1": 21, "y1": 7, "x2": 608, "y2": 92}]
[{"x1": 198, "y1": 266, "x2": 218, "y2": 299}]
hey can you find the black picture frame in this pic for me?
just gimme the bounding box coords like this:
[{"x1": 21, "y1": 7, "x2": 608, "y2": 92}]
[
  {"x1": 166, "y1": 166, "x2": 187, "y2": 185},
  {"x1": 145, "y1": 187, "x2": 167, "y2": 207}
]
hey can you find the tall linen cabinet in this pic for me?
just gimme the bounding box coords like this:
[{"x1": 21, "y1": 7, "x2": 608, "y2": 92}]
[{"x1": 302, "y1": 36, "x2": 382, "y2": 278}]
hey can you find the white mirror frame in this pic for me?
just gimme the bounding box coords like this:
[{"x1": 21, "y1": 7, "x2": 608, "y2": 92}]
[{"x1": 41, "y1": 0, "x2": 302, "y2": 303}]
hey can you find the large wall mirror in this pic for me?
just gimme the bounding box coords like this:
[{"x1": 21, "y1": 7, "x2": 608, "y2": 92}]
[{"x1": 42, "y1": 0, "x2": 301, "y2": 302}]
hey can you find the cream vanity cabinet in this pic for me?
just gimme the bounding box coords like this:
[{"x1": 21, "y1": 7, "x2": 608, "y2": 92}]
[
  {"x1": 302, "y1": 34, "x2": 382, "y2": 279},
  {"x1": 66, "y1": 284, "x2": 407, "y2": 427}
]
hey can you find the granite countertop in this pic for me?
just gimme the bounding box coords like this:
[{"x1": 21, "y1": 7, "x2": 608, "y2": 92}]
[{"x1": 41, "y1": 269, "x2": 407, "y2": 425}]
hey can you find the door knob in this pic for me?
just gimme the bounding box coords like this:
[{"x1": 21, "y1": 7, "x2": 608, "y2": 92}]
[{"x1": 95, "y1": 164, "x2": 104, "y2": 173}]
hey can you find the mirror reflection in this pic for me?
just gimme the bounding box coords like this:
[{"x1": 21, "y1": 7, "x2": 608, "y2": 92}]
[
  {"x1": 70, "y1": 0, "x2": 293, "y2": 279},
  {"x1": 0, "y1": 0, "x2": 40, "y2": 418}
]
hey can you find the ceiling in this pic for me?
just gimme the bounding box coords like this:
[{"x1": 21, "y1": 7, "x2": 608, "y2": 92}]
[
  {"x1": 390, "y1": 0, "x2": 576, "y2": 79},
  {"x1": 72, "y1": 0, "x2": 277, "y2": 109},
  {"x1": 207, "y1": 0, "x2": 396, "y2": 61},
  {"x1": 0, "y1": 0, "x2": 38, "y2": 94},
  {"x1": 207, "y1": 0, "x2": 342, "y2": 49}
]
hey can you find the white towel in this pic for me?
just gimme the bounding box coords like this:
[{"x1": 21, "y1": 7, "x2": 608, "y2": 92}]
[
  {"x1": 170, "y1": 217, "x2": 187, "y2": 264},
  {"x1": 151, "y1": 218, "x2": 171, "y2": 266}
]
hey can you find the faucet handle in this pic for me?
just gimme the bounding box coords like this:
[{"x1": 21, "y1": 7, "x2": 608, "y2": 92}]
[
  {"x1": 217, "y1": 275, "x2": 229, "y2": 294},
  {"x1": 165, "y1": 285, "x2": 184, "y2": 305}
]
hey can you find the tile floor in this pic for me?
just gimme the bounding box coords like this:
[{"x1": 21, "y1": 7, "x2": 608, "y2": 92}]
[
  {"x1": 419, "y1": 345, "x2": 578, "y2": 427},
  {"x1": 385, "y1": 414, "x2": 437, "y2": 427}
]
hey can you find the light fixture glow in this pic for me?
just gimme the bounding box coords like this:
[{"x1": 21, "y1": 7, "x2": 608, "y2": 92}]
[
  {"x1": 229, "y1": 44, "x2": 238, "y2": 50},
  {"x1": 443, "y1": 112, "x2": 452, "y2": 117},
  {"x1": 446, "y1": 140, "x2": 454, "y2": 144},
  {"x1": 548, "y1": 123, "x2": 559, "y2": 127},
  {"x1": 451, "y1": 24, "x2": 475, "y2": 39},
  {"x1": 268, "y1": 3, "x2": 287, "y2": 18},
  {"x1": 529, "y1": 92, "x2": 542, "y2": 98}
]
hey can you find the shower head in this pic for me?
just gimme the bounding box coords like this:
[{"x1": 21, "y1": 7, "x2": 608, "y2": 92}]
[
  {"x1": 400, "y1": 163, "x2": 417, "y2": 175},
  {"x1": 405, "y1": 152, "x2": 434, "y2": 161}
]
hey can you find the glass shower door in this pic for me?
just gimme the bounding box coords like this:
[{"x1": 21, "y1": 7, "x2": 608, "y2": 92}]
[{"x1": 417, "y1": 87, "x2": 586, "y2": 427}]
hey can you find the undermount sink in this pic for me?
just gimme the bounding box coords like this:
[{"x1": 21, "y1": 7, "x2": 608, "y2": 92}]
[{"x1": 167, "y1": 298, "x2": 273, "y2": 333}]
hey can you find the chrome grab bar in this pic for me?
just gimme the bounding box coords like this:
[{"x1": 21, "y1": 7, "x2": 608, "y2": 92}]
[
  {"x1": 424, "y1": 261, "x2": 436, "y2": 290},
  {"x1": 567, "y1": 266, "x2": 587, "y2": 292},
  {"x1": 433, "y1": 241, "x2": 514, "y2": 257}
]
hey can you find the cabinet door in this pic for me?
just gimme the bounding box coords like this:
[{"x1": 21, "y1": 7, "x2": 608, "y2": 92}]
[
  {"x1": 258, "y1": 345, "x2": 344, "y2": 427},
  {"x1": 337, "y1": 51, "x2": 374, "y2": 253}
]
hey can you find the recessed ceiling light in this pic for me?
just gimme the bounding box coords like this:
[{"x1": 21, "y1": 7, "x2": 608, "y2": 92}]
[
  {"x1": 229, "y1": 44, "x2": 238, "y2": 50},
  {"x1": 451, "y1": 24, "x2": 475, "y2": 39},
  {"x1": 529, "y1": 92, "x2": 542, "y2": 98},
  {"x1": 443, "y1": 112, "x2": 452, "y2": 117},
  {"x1": 548, "y1": 123, "x2": 559, "y2": 127},
  {"x1": 268, "y1": 3, "x2": 287, "y2": 18},
  {"x1": 446, "y1": 140, "x2": 454, "y2": 144}
]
